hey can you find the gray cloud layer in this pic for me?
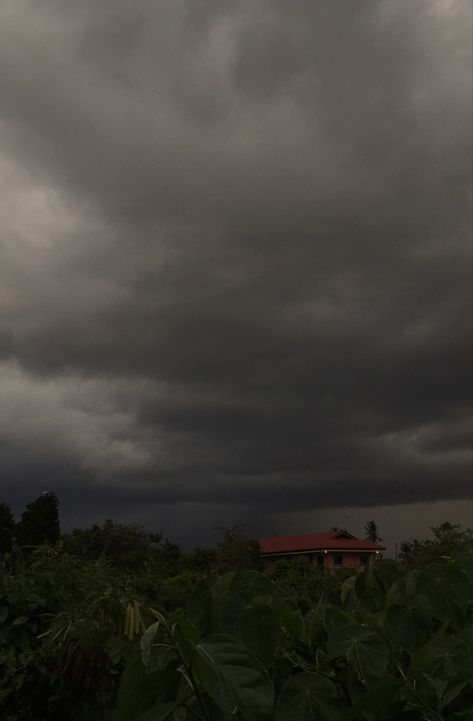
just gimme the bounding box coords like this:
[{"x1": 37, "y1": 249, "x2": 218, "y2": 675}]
[{"x1": 0, "y1": 0, "x2": 471, "y2": 543}]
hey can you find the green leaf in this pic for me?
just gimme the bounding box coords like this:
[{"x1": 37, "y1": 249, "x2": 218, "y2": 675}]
[
  {"x1": 140, "y1": 622, "x2": 160, "y2": 666},
  {"x1": 326, "y1": 621, "x2": 389, "y2": 684},
  {"x1": 134, "y1": 699, "x2": 188, "y2": 721},
  {"x1": 343, "y1": 676, "x2": 404, "y2": 721},
  {"x1": 11, "y1": 616, "x2": 28, "y2": 627},
  {"x1": 275, "y1": 672, "x2": 343, "y2": 721},
  {"x1": 442, "y1": 671, "x2": 472, "y2": 707},
  {"x1": 417, "y1": 564, "x2": 468, "y2": 629},
  {"x1": 452, "y1": 540, "x2": 473, "y2": 579},
  {"x1": 193, "y1": 633, "x2": 274, "y2": 721},
  {"x1": 172, "y1": 616, "x2": 201, "y2": 667},
  {"x1": 187, "y1": 578, "x2": 213, "y2": 635},
  {"x1": 240, "y1": 604, "x2": 280, "y2": 666},
  {"x1": 304, "y1": 603, "x2": 326, "y2": 650},
  {"x1": 460, "y1": 623, "x2": 473, "y2": 643},
  {"x1": 448, "y1": 708, "x2": 473, "y2": 721},
  {"x1": 385, "y1": 578, "x2": 407, "y2": 609},
  {"x1": 218, "y1": 592, "x2": 250, "y2": 635},
  {"x1": 277, "y1": 602, "x2": 305, "y2": 643},
  {"x1": 373, "y1": 560, "x2": 406, "y2": 591},
  {"x1": 416, "y1": 634, "x2": 470, "y2": 681},
  {"x1": 340, "y1": 576, "x2": 357, "y2": 607},
  {"x1": 358, "y1": 588, "x2": 384, "y2": 613},
  {"x1": 384, "y1": 594, "x2": 432, "y2": 650},
  {"x1": 210, "y1": 572, "x2": 237, "y2": 599},
  {"x1": 323, "y1": 606, "x2": 353, "y2": 634},
  {"x1": 113, "y1": 651, "x2": 180, "y2": 721}
]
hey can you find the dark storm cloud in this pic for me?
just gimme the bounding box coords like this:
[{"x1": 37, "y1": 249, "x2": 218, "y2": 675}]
[{"x1": 0, "y1": 0, "x2": 471, "y2": 539}]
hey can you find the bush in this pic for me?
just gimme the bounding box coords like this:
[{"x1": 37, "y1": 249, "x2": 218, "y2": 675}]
[{"x1": 0, "y1": 545, "x2": 138, "y2": 721}]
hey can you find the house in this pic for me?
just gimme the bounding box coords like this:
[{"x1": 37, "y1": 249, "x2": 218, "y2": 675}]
[{"x1": 259, "y1": 528, "x2": 385, "y2": 572}]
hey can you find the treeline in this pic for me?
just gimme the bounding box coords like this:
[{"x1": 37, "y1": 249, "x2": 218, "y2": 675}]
[
  {"x1": 2, "y1": 491, "x2": 471, "y2": 571},
  {"x1": 0, "y1": 493, "x2": 261, "y2": 577}
]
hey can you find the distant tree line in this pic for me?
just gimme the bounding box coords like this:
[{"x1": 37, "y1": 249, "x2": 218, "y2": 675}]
[{"x1": 1, "y1": 491, "x2": 471, "y2": 573}]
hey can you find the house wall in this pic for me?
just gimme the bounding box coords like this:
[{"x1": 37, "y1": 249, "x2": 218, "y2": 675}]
[
  {"x1": 262, "y1": 550, "x2": 376, "y2": 571},
  {"x1": 325, "y1": 552, "x2": 359, "y2": 571}
]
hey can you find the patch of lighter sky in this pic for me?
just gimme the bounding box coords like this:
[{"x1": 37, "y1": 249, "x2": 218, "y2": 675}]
[{"x1": 0, "y1": 361, "x2": 156, "y2": 479}]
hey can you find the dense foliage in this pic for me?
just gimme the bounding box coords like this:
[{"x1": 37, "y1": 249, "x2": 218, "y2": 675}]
[
  {"x1": 0, "y1": 545, "x2": 135, "y2": 721},
  {"x1": 115, "y1": 541, "x2": 473, "y2": 721},
  {"x1": 400, "y1": 522, "x2": 472, "y2": 568},
  {"x1": 1, "y1": 498, "x2": 472, "y2": 720},
  {"x1": 0, "y1": 505, "x2": 264, "y2": 720}
]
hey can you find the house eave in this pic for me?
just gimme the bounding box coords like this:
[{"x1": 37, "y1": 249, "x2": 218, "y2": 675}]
[{"x1": 260, "y1": 547, "x2": 383, "y2": 558}]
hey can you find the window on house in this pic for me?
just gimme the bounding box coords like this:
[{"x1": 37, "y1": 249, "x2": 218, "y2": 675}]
[
  {"x1": 334, "y1": 555, "x2": 343, "y2": 565},
  {"x1": 317, "y1": 556, "x2": 324, "y2": 566},
  {"x1": 360, "y1": 555, "x2": 369, "y2": 565}
]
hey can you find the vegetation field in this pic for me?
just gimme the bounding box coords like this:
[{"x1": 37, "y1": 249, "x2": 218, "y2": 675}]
[{"x1": 0, "y1": 496, "x2": 472, "y2": 720}]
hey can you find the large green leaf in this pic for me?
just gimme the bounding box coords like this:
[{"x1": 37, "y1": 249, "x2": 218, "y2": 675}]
[
  {"x1": 416, "y1": 634, "x2": 470, "y2": 681},
  {"x1": 211, "y1": 572, "x2": 237, "y2": 599},
  {"x1": 187, "y1": 578, "x2": 213, "y2": 635},
  {"x1": 217, "y1": 572, "x2": 277, "y2": 635},
  {"x1": 442, "y1": 670, "x2": 472, "y2": 708},
  {"x1": 323, "y1": 606, "x2": 353, "y2": 634},
  {"x1": 275, "y1": 672, "x2": 343, "y2": 721},
  {"x1": 240, "y1": 604, "x2": 280, "y2": 666},
  {"x1": 192, "y1": 633, "x2": 274, "y2": 721},
  {"x1": 385, "y1": 578, "x2": 408, "y2": 609},
  {"x1": 459, "y1": 623, "x2": 473, "y2": 665},
  {"x1": 113, "y1": 651, "x2": 180, "y2": 721},
  {"x1": 374, "y1": 560, "x2": 405, "y2": 588},
  {"x1": 304, "y1": 603, "x2": 326, "y2": 651},
  {"x1": 276, "y1": 601, "x2": 305, "y2": 643},
  {"x1": 218, "y1": 591, "x2": 251, "y2": 635},
  {"x1": 140, "y1": 622, "x2": 176, "y2": 672},
  {"x1": 135, "y1": 699, "x2": 188, "y2": 721},
  {"x1": 417, "y1": 563, "x2": 468, "y2": 629},
  {"x1": 384, "y1": 594, "x2": 432, "y2": 650},
  {"x1": 326, "y1": 621, "x2": 389, "y2": 684},
  {"x1": 452, "y1": 540, "x2": 473, "y2": 579},
  {"x1": 343, "y1": 676, "x2": 404, "y2": 721},
  {"x1": 354, "y1": 565, "x2": 391, "y2": 613},
  {"x1": 171, "y1": 616, "x2": 201, "y2": 667},
  {"x1": 340, "y1": 576, "x2": 357, "y2": 609},
  {"x1": 142, "y1": 622, "x2": 161, "y2": 660}
]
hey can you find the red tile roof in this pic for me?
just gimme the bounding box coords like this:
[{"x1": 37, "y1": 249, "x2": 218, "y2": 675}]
[{"x1": 259, "y1": 529, "x2": 385, "y2": 555}]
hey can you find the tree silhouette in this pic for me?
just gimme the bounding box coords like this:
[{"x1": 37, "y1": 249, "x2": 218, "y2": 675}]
[
  {"x1": 0, "y1": 502, "x2": 15, "y2": 554},
  {"x1": 16, "y1": 492, "x2": 60, "y2": 547},
  {"x1": 214, "y1": 524, "x2": 262, "y2": 571},
  {"x1": 364, "y1": 519, "x2": 382, "y2": 544}
]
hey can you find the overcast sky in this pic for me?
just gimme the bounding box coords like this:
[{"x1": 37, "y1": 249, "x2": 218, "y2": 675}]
[{"x1": 0, "y1": 0, "x2": 471, "y2": 552}]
